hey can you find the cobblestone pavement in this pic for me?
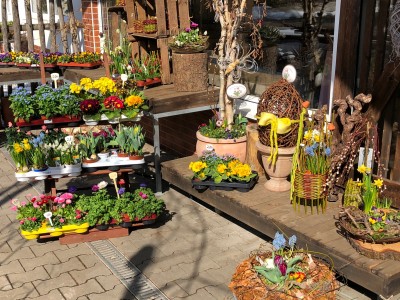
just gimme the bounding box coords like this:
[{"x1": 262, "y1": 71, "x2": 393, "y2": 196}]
[{"x1": 0, "y1": 140, "x2": 387, "y2": 300}]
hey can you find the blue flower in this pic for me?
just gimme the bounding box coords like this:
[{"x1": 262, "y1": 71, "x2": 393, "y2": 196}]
[
  {"x1": 272, "y1": 232, "x2": 286, "y2": 250},
  {"x1": 305, "y1": 146, "x2": 315, "y2": 156},
  {"x1": 68, "y1": 186, "x2": 78, "y2": 193},
  {"x1": 139, "y1": 183, "x2": 147, "y2": 188},
  {"x1": 325, "y1": 147, "x2": 331, "y2": 156},
  {"x1": 288, "y1": 235, "x2": 297, "y2": 248},
  {"x1": 118, "y1": 187, "x2": 126, "y2": 195},
  {"x1": 312, "y1": 142, "x2": 319, "y2": 149}
]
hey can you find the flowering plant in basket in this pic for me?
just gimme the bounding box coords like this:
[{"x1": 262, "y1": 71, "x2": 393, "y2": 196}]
[
  {"x1": 168, "y1": 22, "x2": 208, "y2": 53},
  {"x1": 229, "y1": 232, "x2": 338, "y2": 299},
  {"x1": 189, "y1": 150, "x2": 256, "y2": 183}
]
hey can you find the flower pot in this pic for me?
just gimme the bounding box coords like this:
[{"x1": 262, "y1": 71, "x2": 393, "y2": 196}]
[
  {"x1": 33, "y1": 166, "x2": 49, "y2": 172},
  {"x1": 136, "y1": 80, "x2": 145, "y2": 87},
  {"x1": 129, "y1": 154, "x2": 144, "y2": 160},
  {"x1": 117, "y1": 152, "x2": 129, "y2": 160},
  {"x1": 97, "y1": 152, "x2": 109, "y2": 161},
  {"x1": 82, "y1": 157, "x2": 99, "y2": 164},
  {"x1": 20, "y1": 223, "x2": 90, "y2": 240},
  {"x1": 83, "y1": 115, "x2": 99, "y2": 126},
  {"x1": 256, "y1": 141, "x2": 295, "y2": 192},
  {"x1": 107, "y1": 117, "x2": 120, "y2": 124},
  {"x1": 196, "y1": 131, "x2": 247, "y2": 162},
  {"x1": 95, "y1": 224, "x2": 110, "y2": 231}
]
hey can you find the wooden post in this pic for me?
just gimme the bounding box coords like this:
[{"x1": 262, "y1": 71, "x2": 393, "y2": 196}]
[
  {"x1": 1, "y1": 0, "x2": 9, "y2": 52},
  {"x1": 103, "y1": 52, "x2": 111, "y2": 78},
  {"x1": 11, "y1": 0, "x2": 21, "y2": 51},
  {"x1": 39, "y1": 53, "x2": 46, "y2": 85}
]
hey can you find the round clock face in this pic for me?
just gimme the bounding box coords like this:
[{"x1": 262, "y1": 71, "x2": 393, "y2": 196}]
[
  {"x1": 282, "y1": 65, "x2": 297, "y2": 83},
  {"x1": 226, "y1": 83, "x2": 247, "y2": 99}
]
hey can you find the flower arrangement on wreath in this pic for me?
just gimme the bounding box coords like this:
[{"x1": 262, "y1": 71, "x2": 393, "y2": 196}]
[
  {"x1": 168, "y1": 21, "x2": 208, "y2": 53},
  {"x1": 229, "y1": 231, "x2": 338, "y2": 299},
  {"x1": 340, "y1": 164, "x2": 400, "y2": 242},
  {"x1": 189, "y1": 150, "x2": 256, "y2": 183}
]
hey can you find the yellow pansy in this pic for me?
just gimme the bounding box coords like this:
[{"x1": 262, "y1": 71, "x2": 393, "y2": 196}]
[
  {"x1": 189, "y1": 161, "x2": 207, "y2": 173},
  {"x1": 369, "y1": 218, "x2": 376, "y2": 224},
  {"x1": 304, "y1": 130, "x2": 313, "y2": 140},
  {"x1": 217, "y1": 164, "x2": 227, "y2": 174}
]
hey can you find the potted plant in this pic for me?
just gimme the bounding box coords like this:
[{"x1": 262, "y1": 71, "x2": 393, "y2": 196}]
[
  {"x1": 9, "y1": 86, "x2": 36, "y2": 123},
  {"x1": 142, "y1": 18, "x2": 157, "y2": 34},
  {"x1": 42, "y1": 52, "x2": 60, "y2": 67},
  {"x1": 11, "y1": 193, "x2": 89, "y2": 240},
  {"x1": 77, "y1": 131, "x2": 101, "y2": 162},
  {"x1": 291, "y1": 104, "x2": 334, "y2": 213},
  {"x1": 196, "y1": 112, "x2": 248, "y2": 162},
  {"x1": 75, "y1": 181, "x2": 115, "y2": 230},
  {"x1": 58, "y1": 84, "x2": 81, "y2": 119},
  {"x1": 0, "y1": 52, "x2": 14, "y2": 66},
  {"x1": 58, "y1": 51, "x2": 102, "y2": 68},
  {"x1": 105, "y1": 38, "x2": 132, "y2": 77},
  {"x1": 189, "y1": 150, "x2": 258, "y2": 192},
  {"x1": 230, "y1": 232, "x2": 338, "y2": 299},
  {"x1": 34, "y1": 84, "x2": 60, "y2": 120},
  {"x1": 108, "y1": 125, "x2": 129, "y2": 157},
  {"x1": 7, "y1": 136, "x2": 31, "y2": 173},
  {"x1": 259, "y1": 25, "x2": 284, "y2": 73},
  {"x1": 125, "y1": 124, "x2": 145, "y2": 159},
  {"x1": 29, "y1": 133, "x2": 48, "y2": 171},
  {"x1": 168, "y1": 23, "x2": 209, "y2": 54},
  {"x1": 101, "y1": 95, "x2": 125, "y2": 123},
  {"x1": 127, "y1": 185, "x2": 165, "y2": 222}
]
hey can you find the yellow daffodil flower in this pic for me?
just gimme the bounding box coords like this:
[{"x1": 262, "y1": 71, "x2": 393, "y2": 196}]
[
  {"x1": 373, "y1": 178, "x2": 383, "y2": 188},
  {"x1": 357, "y1": 164, "x2": 371, "y2": 174}
]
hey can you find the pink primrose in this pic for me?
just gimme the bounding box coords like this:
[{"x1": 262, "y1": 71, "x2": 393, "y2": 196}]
[
  {"x1": 61, "y1": 193, "x2": 73, "y2": 200},
  {"x1": 59, "y1": 218, "x2": 65, "y2": 223},
  {"x1": 21, "y1": 201, "x2": 27, "y2": 206},
  {"x1": 65, "y1": 199, "x2": 72, "y2": 205},
  {"x1": 11, "y1": 206, "x2": 17, "y2": 211}
]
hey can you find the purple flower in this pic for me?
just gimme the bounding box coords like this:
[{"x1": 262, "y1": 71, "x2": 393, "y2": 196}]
[
  {"x1": 118, "y1": 187, "x2": 125, "y2": 195},
  {"x1": 185, "y1": 27, "x2": 191, "y2": 32},
  {"x1": 190, "y1": 21, "x2": 198, "y2": 28},
  {"x1": 274, "y1": 255, "x2": 287, "y2": 276},
  {"x1": 68, "y1": 186, "x2": 78, "y2": 193},
  {"x1": 139, "y1": 183, "x2": 147, "y2": 188},
  {"x1": 92, "y1": 185, "x2": 99, "y2": 192}
]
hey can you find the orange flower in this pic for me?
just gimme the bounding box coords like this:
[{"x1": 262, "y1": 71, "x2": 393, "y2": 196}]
[
  {"x1": 327, "y1": 123, "x2": 335, "y2": 131},
  {"x1": 302, "y1": 100, "x2": 310, "y2": 108}
]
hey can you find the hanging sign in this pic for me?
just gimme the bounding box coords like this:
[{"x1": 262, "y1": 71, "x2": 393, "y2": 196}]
[
  {"x1": 282, "y1": 65, "x2": 297, "y2": 83},
  {"x1": 226, "y1": 83, "x2": 247, "y2": 99}
]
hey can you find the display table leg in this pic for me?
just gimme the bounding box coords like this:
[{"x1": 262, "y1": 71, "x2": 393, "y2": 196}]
[
  {"x1": 153, "y1": 116, "x2": 162, "y2": 194},
  {"x1": 44, "y1": 178, "x2": 58, "y2": 196}
]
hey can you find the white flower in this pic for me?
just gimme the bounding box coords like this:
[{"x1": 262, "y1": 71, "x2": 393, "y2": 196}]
[
  {"x1": 203, "y1": 31, "x2": 208, "y2": 36},
  {"x1": 98, "y1": 181, "x2": 108, "y2": 190}
]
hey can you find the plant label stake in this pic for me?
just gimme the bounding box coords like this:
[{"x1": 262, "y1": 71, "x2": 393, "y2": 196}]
[
  {"x1": 109, "y1": 172, "x2": 120, "y2": 198},
  {"x1": 121, "y1": 74, "x2": 128, "y2": 87},
  {"x1": 44, "y1": 211, "x2": 53, "y2": 226},
  {"x1": 51, "y1": 73, "x2": 60, "y2": 89}
]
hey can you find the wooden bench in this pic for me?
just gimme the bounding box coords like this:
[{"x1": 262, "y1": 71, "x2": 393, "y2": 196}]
[{"x1": 161, "y1": 155, "x2": 400, "y2": 299}]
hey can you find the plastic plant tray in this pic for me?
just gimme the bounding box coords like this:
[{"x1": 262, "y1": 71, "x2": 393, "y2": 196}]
[{"x1": 15, "y1": 165, "x2": 82, "y2": 181}]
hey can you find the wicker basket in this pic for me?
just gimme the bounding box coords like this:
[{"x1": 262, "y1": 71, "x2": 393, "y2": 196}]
[{"x1": 292, "y1": 170, "x2": 328, "y2": 214}]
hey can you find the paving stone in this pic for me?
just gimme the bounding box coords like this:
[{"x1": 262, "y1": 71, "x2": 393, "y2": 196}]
[
  {"x1": 202, "y1": 265, "x2": 238, "y2": 286},
  {"x1": 19, "y1": 251, "x2": 60, "y2": 272},
  {"x1": 155, "y1": 237, "x2": 197, "y2": 256},
  {"x1": 26, "y1": 288, "x2": 65, "y2": 299},
  {"x1": 177, "y1": 256, "x2": 221, "y2": 275},
  {"x1": 186, "y1": 287, "x2": 217, "y2": 300},
  {"x1": 33, "y1": 273, "x2": 76, "y2": 296},
  {"x1": 0, "y1": 282, "x2": 39, "y2": 299},
  {"x1": 146, "y1": 265, "x2": 191, "y2": 288},
  {"x1": 30, "y1": 240, "x2": 70, "y2": 257},
  {"x1": 76, "y1": 296, "x2": 89, "y2": 300},
  {"x1": 8, "y1": 266, "x2": 50, "y2": 288},
  {"x1": 160, "y1": 281, "x2": 189, "y2": 299},
  {"x1": 205, "y1": 283, "x2": 234, "y2": 300},
  {"x1": 69, "y1": 262, "x2": 112, "y2": 285},
  {"x1": 59, "y1": 278, "x2": 104, "y2": 299},
  {"x1": 0, "y1": 240, "x2": 12, "y2": 253},
  {"x1": 78, "y1": 253, "x2": 100, "y2": 268},
  {"x1": 150, "y1": 253, "x2": 197, "y2": 273},
  {"x1": 53, "y1": 243, "x2": 92, "y2": 263},
  {"x1": 0, "y1": 260, "x2": 25, "y2": 275},
  {"x1": 0, "y1": 246, "x2": 35, "y2": 264},
  {"x1": 4, "y1": 233, "x2": 36, "y2": 252},
  {"x1": 94, "y1": 274, "x2": 122, "y2": 291},
  {"x1": 87, "y1": 284, "x2": 135, "y2": 300},
  {"x1": 44, "y1": 256, "x2": 86, "y2": 278},
  {"x1": 0, "y1": 275, "x2": 12, "y2": 291}
]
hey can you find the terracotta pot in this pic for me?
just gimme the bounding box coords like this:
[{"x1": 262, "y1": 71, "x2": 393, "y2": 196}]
[
  {"x1": 117, "y1": 152, "x2": 129, "y2": 158},
  {"x1": 82, "y1": 157, "x2": 99, "y2": 164},
  {"x1": 195, "y1": 131, "x2": 247, "y2": 162},
  {"x1": 129, "y1": 154, "x2": 144, "y2": 160},
  {"x1": 136, "y1": 80, "x2": 145, "y2": 87},
  {"x1": 256, "y1": 141, "x2": 295, "y2": 192}
]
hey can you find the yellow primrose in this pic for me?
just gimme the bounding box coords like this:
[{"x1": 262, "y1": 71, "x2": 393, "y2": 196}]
[
  {"x1": 189, "y1": 161, "x2": 207, "y2": 173},
  {"x1": 373, "y1": 178, "x2": 383, "y2": 188},
  {"x1": 217, "y1": 164, "x2": 227, "y2": 174}
]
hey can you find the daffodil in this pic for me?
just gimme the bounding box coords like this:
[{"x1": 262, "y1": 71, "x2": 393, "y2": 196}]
[
  {"x1": 373, "y1": 178, "x2": 383, "y2": 188},
  {"x1": 357, "y1": 164, "x2": 371, "y2": 174}
]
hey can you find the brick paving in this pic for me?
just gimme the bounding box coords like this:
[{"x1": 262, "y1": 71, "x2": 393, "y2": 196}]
[{"x1": 0, "y1": 137, "x2": 385, "y2": 300}]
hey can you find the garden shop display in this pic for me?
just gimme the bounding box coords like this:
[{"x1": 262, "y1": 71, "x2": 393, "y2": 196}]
[
  {"x1": 189, "y1": 150, "x2": 258, "y2": 192},
  {"x1": 11, "y1": 181, "x2": 165, "y2": 239},
  {"x1": 229, "y1": 232, "x2": 339, "y2": 299}
]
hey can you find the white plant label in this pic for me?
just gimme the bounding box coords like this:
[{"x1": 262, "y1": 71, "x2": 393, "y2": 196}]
[
  {"x1": 51, "y1": 73, "x2": 59, "y2": 88},
  {"x1": 44, "y1": 211, "x2": 53, "y2": 226}
]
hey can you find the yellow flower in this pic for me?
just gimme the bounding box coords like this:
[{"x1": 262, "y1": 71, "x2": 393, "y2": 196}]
[
  {"x1": 382, "y1": 214, "x2": 386, "y2": 221},
  {"x1": 13, "y1": 143, "x2": 23, "y2": 153},
  {"x1": 357, "y1": 164, "x2": 371, "y2": 174},
  {"x1": 80, "y1": 77, "x2": 92, "y2": 86},
  {"x1": 189, "y1": 161, "x2": 207, "y2": 173},
  {"x1": 304, "y1": 130, "x2": 313, "y2": 140},
  {"x1": 217, "y1": 164, "x2": 227, "y2": 174},
  {"x1": 22, "y1": 139, "x2": 31, "y2": 151},
  {"x1": 314, "y1": 134, "x2": 320, "y2": 142},
  {"x1": 235, "y1": 164, "x2": 252, "y2": 178},
  {"x1": 69, "y1": 83, "x2": 81, "y2": 94},
  {"x1": 373, "y1": 178, "x2": 383, "y2": 188},
  {"x1": 369, "y1": 218, "x2": 376, "y2": 225},
  {"x1": 125, "y1": 95, "x2": 144, "y2": 107},
  {"x1": 199, "y1": 172, "x2": 206, "y2": 179}
]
